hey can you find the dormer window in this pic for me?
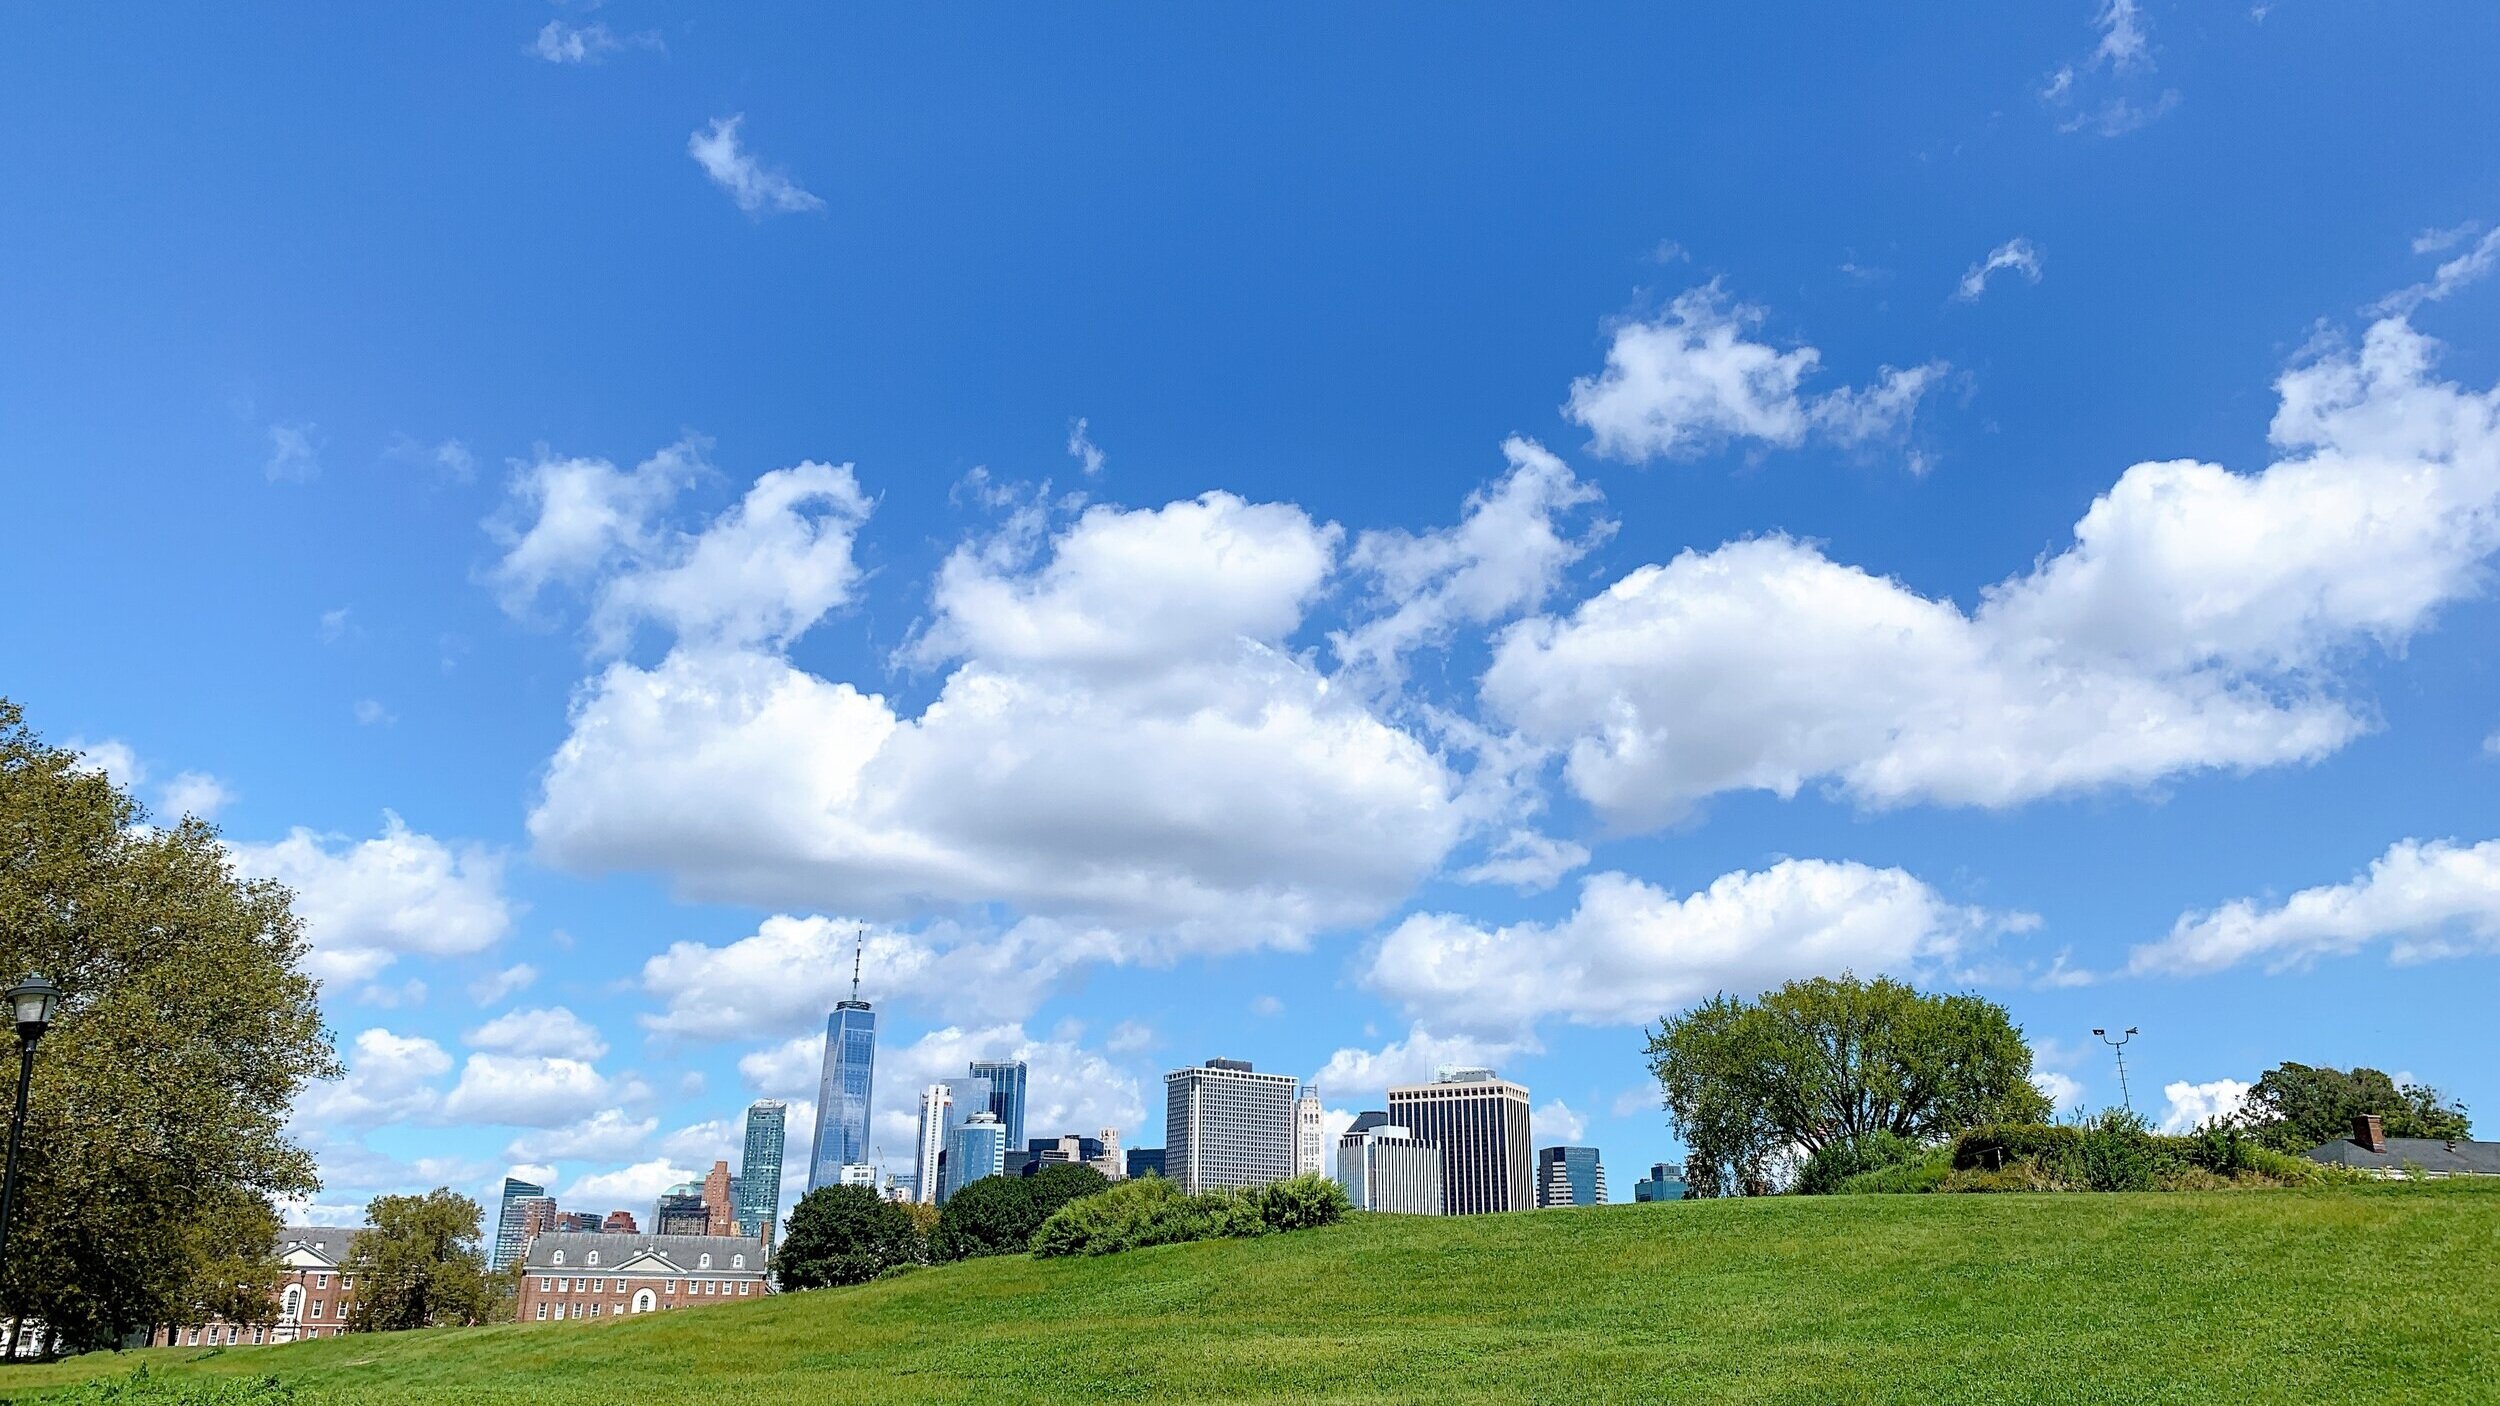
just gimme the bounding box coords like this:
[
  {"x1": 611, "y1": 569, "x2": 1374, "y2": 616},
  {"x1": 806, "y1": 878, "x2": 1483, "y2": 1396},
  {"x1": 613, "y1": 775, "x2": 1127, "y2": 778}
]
[
  {"x1": 552, "y1": 1251, "x2": 565, "y2": 1266},
  {"x1": 731, "y1": 1254, "x2": 745, "y2": 1269},
  {"x1": 698, "y1": 1253, "x2": 712, "y2": 1268},
  {"x1": 586, "y1": 1252, "x2": 599, "y2": 1266}
]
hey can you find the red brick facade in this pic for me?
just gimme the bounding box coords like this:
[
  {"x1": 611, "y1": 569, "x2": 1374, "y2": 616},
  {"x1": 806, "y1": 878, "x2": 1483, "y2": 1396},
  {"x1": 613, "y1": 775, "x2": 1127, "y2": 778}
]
[
  {"x1": 151, "y1": 1228, "x2": 360, "y2": 1346},
  {"x1": 516, "y1": 1232, "x2": 769, "y2": 1324}
]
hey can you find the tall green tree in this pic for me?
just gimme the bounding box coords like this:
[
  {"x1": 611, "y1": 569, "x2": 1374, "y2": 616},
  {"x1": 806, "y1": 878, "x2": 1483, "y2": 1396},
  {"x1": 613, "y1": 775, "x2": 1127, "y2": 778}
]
[
  {"x1": 928, "y1": 1165, "x2": 1112, "y2": 1262},
  {"x1": 0, "y1": 700, "x2": 337, "y2": 1353},
  {"x1": 342, "y1": 1189, "x2": 498, "y2": 1331},
  {"x1": 2236, "y1": 1062, "x2": 2470, "y2": 1153},
  {"x1": 774, "y1": 1185, "x2": 923, "y2": 1289},
  {"x1": 1645, "y1": 974, "x2": 2050, "y2": 1196}
]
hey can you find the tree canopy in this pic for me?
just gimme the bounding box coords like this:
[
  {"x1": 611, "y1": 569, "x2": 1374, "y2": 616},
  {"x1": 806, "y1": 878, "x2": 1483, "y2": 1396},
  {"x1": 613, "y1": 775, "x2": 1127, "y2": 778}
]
[
  {"x1": 774, "y1": 1185, "x2": 923, "y2": 1289},
  {"x1": 929, "y1": 1163, "x2": 1111, "y2": 1261},
  {"x1": 343, "y1": 1189, "x2": 503, "y2": 1331},
  {"x1": 0, "y1": 700, "x2": 337, "y2": 1353},
  {"x1": 2235, "y1": 1062, "x2": 2470, "y2": 1153},
  {"x1": 1646, "y1": 974, "x2": 2049, "y2": 1196}
]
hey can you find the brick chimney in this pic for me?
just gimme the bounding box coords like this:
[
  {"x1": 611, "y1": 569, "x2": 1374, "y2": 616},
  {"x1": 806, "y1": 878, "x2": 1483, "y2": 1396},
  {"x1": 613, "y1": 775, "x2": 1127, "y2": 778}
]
[{"x1": 2353, "y1": 1114, "x2": 2387, "y2": 1153}]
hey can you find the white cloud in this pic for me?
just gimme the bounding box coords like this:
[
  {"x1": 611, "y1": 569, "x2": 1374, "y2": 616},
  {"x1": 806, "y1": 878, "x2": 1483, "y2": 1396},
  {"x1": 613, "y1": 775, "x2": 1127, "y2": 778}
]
[
  {"x1": 228, "y1": 812, "x2": 513, "y2": 984},
  {"x1": 2092, "y1": 0, "x2": 2150, "y2": 70},
  {"x1": 509, "y1": 1109, "x2": 657, "y2": 1163},
  {"x1": 2043, "y1": 1, "x2": 2173, "y2": 136},
  {"x1": 2415, "y1": 223, "x2": 2480, "y2": 256},
  {"x1": 317, "y1": 608, "x2": 354, "y2": 644},
  {"x1": 442, "y1": 1053, "x2": 632, "y2": 1129},
  {"x1": 266, "y1": 423, "x2": 321, "y2": 483},
  {"x1": 467, "y1": 1006, "x2": 611, "y2": 1061},
  {"x1": 532, "y1": 489, "x2": 1463, "y2": 949},
  {"x1": 1957, "y1": 238, "x2": 2044, "y2": 301},
  {"x1": 2131, "y1": 837, "x2": 2500, "y2": 976},
  {"x1": 1491, "y1": 312, "x2": 2500, "y2": 824},
  {"x1": 2373, "y1": 225, "x2": 2500, "y2": 317},
  {"x1": 531, "y1": 19, "x2": 621, "y2": 63},
  {"x1": 1250, "y1": 994, "x2": 1285, "y2": 1018},
  {"x1": 469, "y1": 963, "x2": 537, "y2": 1004},
  {"x1": 564, "y1": 1158, "x2": 698, "y2": 1209},
  {"x1": 1066, "y1": 417, "x2": 1105, "y2": 476},
  {"x1": 296, "y1": 1028, "x2": 450, "y2": 1128},
  {"x1": 688, "y1": 115, "x2": 824, "y2": 217},
  {"x1": 855, "y1": 1025, "x2": 1146, "y2": 1158},
  {"x1": 1453, "y1": 829, "x2": 1589, "y2": 893},
  {"x1": 1366, "y1": 861, "x2": 1996, "y2": 1039},
  {"x1": 1611, "y1": 1085, "x2": 1659, "y2": 1118},
  {"x1": 353, "y1": 699, "x2": 394, "y2": 727},
  {"x1": 65, "y1": 737, "x2": 143, "y2": 788},
  {"x1": 1309, "y1": 1025, "x2": 1538, "y2": 1101},
  {"x1": 2032, "y1": 1070, "x2": 2087, "y2": 1113},
  {"x1": 1532, "y1": 1099, "x2": 1587, "y2": 1146},
  {"x1": 657, "y1": 1119, "x2": 739, "y2": 1167},
  {"x1": 1564, "y1": 283, "x2": 1944, "y2": 463},
  {"x1": 157, "y1": 770, "x2": 234, "y2": 821},
  {"x1": 586, "y1": 462, "x2": 872, "y2": 656},
  {"x1": 483, "y1": 437, "x2": 707, "y2": 623},
  {"x1": 2159, "y1": 1078, "x2": 2253, "y2": 1133},
  {"x1": 1332, "y1": 438, "x2": 1609, "y2": 691},
  {"x1": 1104, "y1": 1020, "x2": 1154, "y2": 1054}
]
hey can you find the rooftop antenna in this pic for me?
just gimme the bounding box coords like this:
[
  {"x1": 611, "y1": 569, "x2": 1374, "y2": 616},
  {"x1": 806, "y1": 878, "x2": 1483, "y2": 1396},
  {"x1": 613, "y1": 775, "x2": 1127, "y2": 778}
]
[
  {"x1": 2092, "y1": 1027, "x2": 2139, "y2": 1112},
  {"x1": 850, "y1": 925, "x2": 864, "y2": 1005}
]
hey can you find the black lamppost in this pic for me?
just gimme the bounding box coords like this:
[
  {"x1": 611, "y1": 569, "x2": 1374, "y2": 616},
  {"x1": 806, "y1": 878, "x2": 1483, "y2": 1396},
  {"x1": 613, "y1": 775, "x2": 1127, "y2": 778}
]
[
  {"x1": 2093, "y1": 1026, "x2": 2138, "y2": 1112},
  {"x1": 0, "y1": 975, "x2": 61, "y2": 1283}
]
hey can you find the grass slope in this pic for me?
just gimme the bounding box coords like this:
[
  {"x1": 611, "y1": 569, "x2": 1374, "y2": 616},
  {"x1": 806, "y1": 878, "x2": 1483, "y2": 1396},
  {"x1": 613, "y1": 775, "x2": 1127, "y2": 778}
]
[{"x1": 7, "y1": 1183, "x2": 2496, "y2": 1405}]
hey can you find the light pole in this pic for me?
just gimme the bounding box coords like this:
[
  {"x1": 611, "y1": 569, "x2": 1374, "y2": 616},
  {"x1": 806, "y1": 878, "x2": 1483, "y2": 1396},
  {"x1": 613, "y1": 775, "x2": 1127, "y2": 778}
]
[
  {"x1": 2092, "y1": 1026, "x2": 2138, "y2": 1112},
  {"x1": 0, "y1": 976, "x2": 60, "y2": 1288}
]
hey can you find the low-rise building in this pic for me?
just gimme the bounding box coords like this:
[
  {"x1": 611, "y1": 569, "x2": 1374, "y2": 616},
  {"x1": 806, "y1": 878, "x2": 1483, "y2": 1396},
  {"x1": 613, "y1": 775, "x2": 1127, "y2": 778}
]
[
  {"x1": 1536, "y1": 1146, "x2": 1607, "y2": 1207},
  {"x1": 2304, "y1": 1115, "x2": 2500, "y2": 1179},
  {"x1": 518, "y1": 1233, "x2": 771, "y2": 1323},
  {"x1": 151, "y1": 1228, "x2": 360, "y2": 1346},
  {"x1": 1633, "y1": 1162, "x2": 1688, "y2": 1202},
  {"x1": 1335, "y1": 1113, "x2": 1443, "y2": 1215}
]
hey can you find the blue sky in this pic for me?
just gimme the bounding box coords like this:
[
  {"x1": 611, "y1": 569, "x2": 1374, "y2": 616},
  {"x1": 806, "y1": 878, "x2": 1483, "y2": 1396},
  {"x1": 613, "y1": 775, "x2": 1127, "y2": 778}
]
[{"x1": 6, "y1": 3, "x2": 2499, "y2": 1220}]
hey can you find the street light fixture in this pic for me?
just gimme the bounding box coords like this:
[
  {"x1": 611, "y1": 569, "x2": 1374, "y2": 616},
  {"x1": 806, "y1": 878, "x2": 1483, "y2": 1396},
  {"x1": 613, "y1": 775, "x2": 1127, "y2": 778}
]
[
  {"x1": 2092, "y1": 1026, "x2": 2138, "y2": 1112},
  {"x1": 0, "y1": 975, "x2": 61, "y2": 1285}
]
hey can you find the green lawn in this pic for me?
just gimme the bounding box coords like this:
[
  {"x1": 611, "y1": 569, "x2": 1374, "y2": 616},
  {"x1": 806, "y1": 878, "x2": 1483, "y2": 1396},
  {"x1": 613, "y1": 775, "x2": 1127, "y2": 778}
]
[{"x1": 7, "y1": 1183, "x2": 2496, "y2": 1404}]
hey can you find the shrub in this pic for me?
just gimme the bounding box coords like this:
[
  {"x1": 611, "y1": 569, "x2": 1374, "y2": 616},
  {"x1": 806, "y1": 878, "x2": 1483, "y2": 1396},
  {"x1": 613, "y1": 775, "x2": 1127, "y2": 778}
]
[
  {"x1": 930, "y1": 1175, "x2": 1046, "y2": 1262},
  {"x1": 1799, "y1": 1131, "x2": 1924, "y2": 1195},
  {"x1": 2075, "y1": 1109, "x2": 2163, "y2": 1191},
  {"x1": 1953, "y1": 1123, "x2": 2084, "y2": 1172},
  {"x1": 1031, "y1": 1176, "x2": 1253, "y2": 1258},
  {"x1": 775, "y1": 1184, "x2": 926, "y2": 1289},
  {"x1": 1835, "y1": 1145, "x2": 1954, "y2": 1195},
  {"x1": 1241, "y1": 1173, "x2": 1352, "y2": 1231},
  {"x1": 1025, "y1": 1162, "x2": 1113, "y2": 1220}
]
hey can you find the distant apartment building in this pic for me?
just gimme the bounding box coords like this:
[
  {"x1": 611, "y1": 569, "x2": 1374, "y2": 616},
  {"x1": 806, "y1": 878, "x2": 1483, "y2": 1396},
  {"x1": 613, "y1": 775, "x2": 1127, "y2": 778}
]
[
  {"x1": 737, "y1": 1100, "x2": 787, "y2": 1241},
  {"x1": 1387, "y1": 1069, "x2": 1532, "y2": 1215},
  {"x1": 1294, "y1": 1086, "x2": 1325, "y2": 1179},
  {"x1": 1633, "y1": 1162, "x2": 1688, "y2": 1203},
  {"x1": 1095, "y1": 1127, "x2": 1125, "y2": 1179},
  {"x1": 551, "y1": 1211, "x2": 604, "y2": 1234},
  {"x1": 492, "y1": 1177, "x2": 551, "y2": 1271},
  {"x1": 1335, "y1": 1112, "x2": 1443, "y2": 1215},
  {"x1": 1125, "y1": 1147, "x2": 1167, "y2": 1180},
  {"x1": 1020, "y1": 1133, "x2": 1106, "y2": 1176},
  {"x1": 968, "y1": 1058, "x2": 1029, "y2": 1151},
  {"x1": 940, "y1": 1111, "x2": 1008, "y2": 1203},
  {"x1": 914, "y1": 1082, "x2": 954, "y2": 1205},
  {"x1": 602, "y1": 1210, "x2": 639, "y2": 1234},
  {"x1": 653, "y1": 1184, "x2": 711, "y2": 1236},
  {"x1": 518, "y1": 1233, "x2": 770, "y2": 1323},
  {"x1": 700, "y1": 1160, "x2": 739, "y2": 1236},
  {"x1": 153, "y1": 1228, "x2": 363, "y2": 1346},
  {"x1": 1165, "y1": 1058, "x2": 1298, "y2": 1194},
  {"x1": 1537, "y1": 1146, "x2": 1608, "y2": 1207}
]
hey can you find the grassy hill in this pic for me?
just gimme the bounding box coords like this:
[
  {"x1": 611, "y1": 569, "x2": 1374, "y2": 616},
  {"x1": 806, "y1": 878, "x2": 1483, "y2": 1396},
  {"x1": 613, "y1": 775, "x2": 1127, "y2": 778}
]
[{"x1": 6, "y1": 1182, "x2": 2496, "y2": 1405}]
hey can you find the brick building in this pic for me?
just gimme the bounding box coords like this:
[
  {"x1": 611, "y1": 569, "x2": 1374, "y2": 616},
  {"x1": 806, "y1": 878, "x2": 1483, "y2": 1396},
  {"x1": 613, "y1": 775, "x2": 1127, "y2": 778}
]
[
  {"x1": 152, "y1": 1227, "x2": 360, "y2": 1346},
  {"x1": 517, "y1": 1232, "x2": 771, "y2": 1323}
]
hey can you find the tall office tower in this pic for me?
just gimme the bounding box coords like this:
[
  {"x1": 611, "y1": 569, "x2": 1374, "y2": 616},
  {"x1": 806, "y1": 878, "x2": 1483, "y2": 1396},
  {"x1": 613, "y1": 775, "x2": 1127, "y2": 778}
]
[
  {"x1": 736, "y1": 1100, "x2": 788, "y2": 1241},
  {"x1": 1633, "y1": 1162, "x2": 1689, "y2": 1203},
  {"x1": 808, "y1": 930, "x2": 878, "y2": 1190},
  {"x1": 913, "y1": 1083, "x2": 953, "y2": 1204},
  {"x1": 938, "y1": 1111, "x2": 1007, "y2": 1203},
  {"x1": 1536, "y1": 1146, "x2": 1608, "y2": 1207},
  {"x1": 1387, "y1": 1069, "x2": 1532, "y2": 1215},
  {"x1": 1334, "y1": 1112, "x2": 1444, "y2": 1215},
  {"x1": 1164, "y1": 1058, "x2": 1298, "y2": 1194},
  {"x1": 1294, "y1": 1085, "x2": 1325, "y2": 1178},
  {"x1": 491, "y1": 1177, "x2": 550, "y2": 1271},
  {"x1": 701, "y1": 1159, "x2": 737, "y2": 1234},
  {"x1": 968, "y1": 1058, "x2": 1028, "y2": 1152}
]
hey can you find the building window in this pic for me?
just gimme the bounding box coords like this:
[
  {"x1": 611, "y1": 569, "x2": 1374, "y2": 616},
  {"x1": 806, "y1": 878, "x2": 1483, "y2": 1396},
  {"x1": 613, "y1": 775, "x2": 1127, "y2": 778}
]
[
  {"x1": 698, "y1": 1254, "x2": 712, "y2": 1268},
  {"x1": 586, "y1": 1252, "x2": 599, "y2": 1267},
  {"x1": 253, "y1": 1328, "x2": 265, "y2": 1344},
  {"x1": 309, "y1": 1301, "x2": 324, "y2": 1319},
  {"x1": 667, "y1": 1280, "x2": 679, "y2": 1294},
  {"x1": 732, "y1": 1255, "x2": 745, "y2": 1269},
  {"x1": 552, "y1": 1251, "x2": 565, "y2": 1265},
  {"x1": 540, "y1": 1277, "x2": 552, "y2": 1292},
  {"x1": 590, "y1": 1303, "x2": 601, "y2": 1318},
  {"x1": 535, "y1": 1303, "x2": 547, "y2": 1321},
  {"x1": 632, "y1": 1289, "x2": 655, "y2": 1313},
  {"x1": 317, "y1": 1274, "x2": 329, "y2": 1289}
]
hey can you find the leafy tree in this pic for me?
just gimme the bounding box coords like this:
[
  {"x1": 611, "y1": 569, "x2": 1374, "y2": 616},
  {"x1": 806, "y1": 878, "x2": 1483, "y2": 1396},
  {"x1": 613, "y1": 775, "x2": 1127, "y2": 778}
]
[
  {"x1": 1646, "y1": 974, "x2": 2049, "y2": 1196},
  {"x1": 342, "y1": 1189, "x2": 497, "y2": 1331},
  {"x1": 1241, "y1": 1173, "x2": 1351, "y2": 1231},
  {"x1": 929, "y1": 1176, "x2": 1039, "y2": 1262},
  {"x1": 773, "y1": 1185, "x2": 924, "y2": 1289},
  {"x1": 1024, "y1": 1163, "x2": 1110, "y2": 1221},
  {"x1": 2236, "y1": 1062, "x2": 2471, "y2": 1153},
  {"x1": 0, "y1": 701, "x2": 337, "y2": 1353}
]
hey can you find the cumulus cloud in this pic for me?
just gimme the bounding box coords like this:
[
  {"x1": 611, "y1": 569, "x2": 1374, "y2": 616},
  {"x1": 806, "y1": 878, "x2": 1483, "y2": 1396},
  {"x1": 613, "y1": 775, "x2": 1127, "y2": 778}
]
[
  {"x1": 508, "y1": 1109, "x2": 658, "y2": 1163},
  {"x1": 228, "y1": 812, "x2": 513, "y2": 984},
  {"x1": 531, "y1": 19, "x2": 621, "y2": 63},
  {"x1": 1366, "y1": 860, "x2": 1998, "y2": 1039},
  {"x1": 746, "y1": 1024, "x2": 1145, "y2": 1163},
  {"x1": 158, "y1": 770, "x2": 235, "y2": 821},
  {"x1": 66, "y1": 737, "x2": 144, "y2": 788},
  {"x1": 688, "y1": 115, "x2": 824, "y2": 217},
  {"x1": 442, "y1": 1054, "x2": 637, "y2": 1129},
  {"x1": 485, "y1": 438, "x2": 707, "y2": 620},
  {"x1": 1490, "y1": 312, "x2": 2500, "y2": 824},
  {"x1": 564, "y1": 1158, "x2": 699, "y2": 1208},
  {"x1": 1532, "y1": 1099, "x2": 1587, "y2": 1146},
  {"x1": 1564, "y1": 283, "x2": 1944, "y2": 463},
  {"x1": 1453, "y1": 829, "x2": 1590, "y2": 893},
  {"x1": 467, "y1": 1006, "x2": 611, "y2": 1061},
  {"x1": 294, "y1": 1028, "x2": 450, "y2": 1128},
  {"x1": 2031, "y1": 1070, "x2": 2087, "y2": 1113},
  {"x1": 1957, "y1": 238, "x2": 2044, "y2": 301},
  {"x1": 2131, "y1": 837, "x2": 2500, "y2": 976},
  {"x1": 469, "y1": 964, "x2": 537, "y2": 1004},
  {"x1": 1066, "y1": 417, "x2": 1105, "y2": 476},
  {"x1": 1309, "y1": 1025, "x2": 1539, "y2": 1100},
  {"x1": 2159, "y1": 1078, "x2": 2252, "y2": 1133}
]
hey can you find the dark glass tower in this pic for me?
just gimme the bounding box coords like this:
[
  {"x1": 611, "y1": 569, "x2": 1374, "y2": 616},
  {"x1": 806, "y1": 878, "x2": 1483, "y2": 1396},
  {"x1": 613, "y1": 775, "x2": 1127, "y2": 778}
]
[
  {"x1": 807, "y1": 930, "x2": 878, "y2": 1190},
  {"x1": 737, "y1": 1099, "x2": 788, "y2": 1239},
  {"x1": 968, "y1": 1058, "x2": 1028, "y2": 1151}
]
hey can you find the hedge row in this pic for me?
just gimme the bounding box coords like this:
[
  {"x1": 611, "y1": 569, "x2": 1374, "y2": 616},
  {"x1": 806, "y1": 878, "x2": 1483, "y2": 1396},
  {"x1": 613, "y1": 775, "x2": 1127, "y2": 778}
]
[{"x1": 1031, "y1": 1172, "x2": 1351, "y2": 1258}]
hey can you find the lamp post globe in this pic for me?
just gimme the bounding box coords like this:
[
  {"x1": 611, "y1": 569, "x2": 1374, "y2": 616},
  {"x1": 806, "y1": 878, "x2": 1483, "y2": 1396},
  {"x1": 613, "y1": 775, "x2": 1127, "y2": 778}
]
[
  {"x1": 6, "y1": 976, "x2": 58, "y2": 1045},
  {"x1": 0, "y1": 974, "x2": 61, "y2": 1287}
]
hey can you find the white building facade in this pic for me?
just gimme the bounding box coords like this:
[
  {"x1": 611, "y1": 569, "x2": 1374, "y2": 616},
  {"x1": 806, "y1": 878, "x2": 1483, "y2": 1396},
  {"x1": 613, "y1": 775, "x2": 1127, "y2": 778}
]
[{"x1": 1164, "y1": 1058, "x2": 1298, "y2": 1194}]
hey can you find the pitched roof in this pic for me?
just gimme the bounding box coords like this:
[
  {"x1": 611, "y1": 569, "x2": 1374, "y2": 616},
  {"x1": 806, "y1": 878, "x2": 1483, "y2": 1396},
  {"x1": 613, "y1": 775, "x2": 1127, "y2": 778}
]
[
  {"x1": 519, "y1": 1231, "x2": 767, "y2": 1275},
  {"x1": 278, "y1": 1227, "x2": 359, "y2": 1266},
  {"x1": 2303, "y1": 1137, "x2": 2500, "y2": 1175}
]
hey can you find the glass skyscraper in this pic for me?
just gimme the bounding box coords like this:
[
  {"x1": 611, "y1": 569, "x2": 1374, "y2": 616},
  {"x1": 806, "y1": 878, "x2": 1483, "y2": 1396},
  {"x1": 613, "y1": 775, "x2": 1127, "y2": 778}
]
[
  {"x1": 968, "y1": 1058, "x2": 1027, "y2": 1151},
  {"x1": 491, "y1": 1175, "x2": 549, "y2": 1271},
  {"x1": 1536, "y1": 1145, "x2": 1608, "y2": 1207},
  {"x1": 737, "y1": 1099, "x2": 787, "y2": 1240},
  {"x1": 938, "y1": 1111, "x2": 1007, "y2": 1203},
  {"x1": 808, "y1": 998, "x2": 877, "y2": 1189}
]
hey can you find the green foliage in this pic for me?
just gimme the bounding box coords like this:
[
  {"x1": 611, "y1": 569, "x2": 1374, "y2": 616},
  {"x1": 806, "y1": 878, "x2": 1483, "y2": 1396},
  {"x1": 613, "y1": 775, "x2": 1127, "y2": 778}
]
[
  {"x1": 1951, "y1": 1112, "x2": 2352, "y2": 1193},
  {"x1": 1030, "y1": 1176, "x2": 1253, "y2": 1258},
  {"x1": 2236, "y1": 1062, "x2": 2471, "y2": 1153},
  {"x1": 342, "y1": 1188, "x2": 499, "y2": 1331},
  {"x1": 1240, "y1": 1173, "x2": 1352, "y2": 1231},
  {"x1": 1798, "y1": 1131, "x2": 1924, "y2": 1195},
  {"x1": 24, "y1": 1365, "x2": 296, "y2": 1403},
  {"x1": 773, "y1": 1185, "x2": 925, "y2": 1289},
  {"x1": 1833, "y1": 1145, "x2": 1954, "y2": 1195},
  {"x1": 0, "y1": 701, "x2": 339, "y2": 1353},
  {"x1": 1647, "y1": 973, "x2": 2050, "y2": 1195},
  {"x1": 2075, "y1": 1109, "x2": 2160, "y2": 1191},
  {"x1": 1024, "y1": 1162, "x2": 1112, "y2": 1220},
  {"x1": 929, "y1": 1163, "x2": 1112, "y2": 1262}
]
